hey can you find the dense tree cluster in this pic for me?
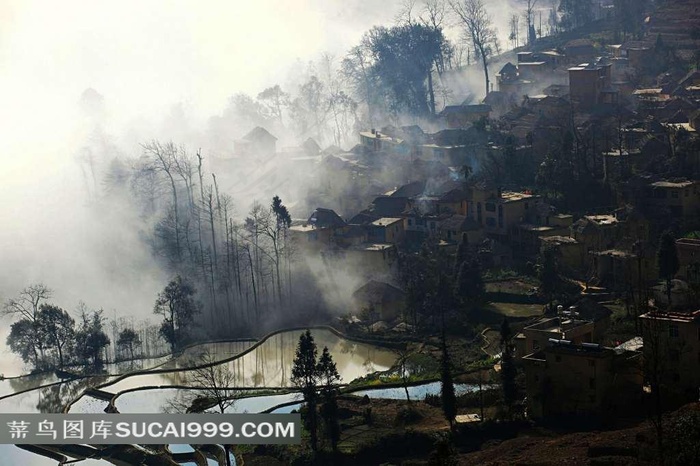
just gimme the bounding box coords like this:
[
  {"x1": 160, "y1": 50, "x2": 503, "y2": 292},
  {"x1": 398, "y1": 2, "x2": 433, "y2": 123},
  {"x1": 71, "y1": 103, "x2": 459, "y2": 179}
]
[
  {"x1": 106, "y1": 142, "x2": 299, "y2": 337},
  {"x1": 3, "y1": 285, "x2": 113, "y2": 370}
]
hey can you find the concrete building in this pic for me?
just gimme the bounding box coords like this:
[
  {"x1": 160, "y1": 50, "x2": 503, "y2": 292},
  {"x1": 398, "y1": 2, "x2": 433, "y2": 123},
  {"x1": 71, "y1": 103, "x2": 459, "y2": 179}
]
[
  {"x1": 523, "y1": 340, "x2": 642, "y2": 420},
  {"x1": 471, "y1": 187, "x2": 543, "y2": 238},
  {"x1": 676, "y1": 237, "x2": 700, "y2": 282},
  {"x1": 515, "y1": 317, "x2": 596, "y2": 359},
  {"x1": 645, "y1": 180, "x2": 700, "y2": 220},
  {"x1": 568, "y1": 60, "x2": 616, "y2": 108},
  {"x1": 640, "y1": 310, "x2": 700, "y2": 399}
]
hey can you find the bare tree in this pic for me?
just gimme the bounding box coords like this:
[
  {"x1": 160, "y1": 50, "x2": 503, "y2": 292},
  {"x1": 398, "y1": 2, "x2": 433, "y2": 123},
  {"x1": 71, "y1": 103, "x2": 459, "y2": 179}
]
[
  {"x1": 142, "y1": 141, "x2": 183, "y2": 262},
  {"x1": 449, "y1": 0, "x2": 498, "y2": 96},
  {"x1": 509, "y1": 14, "x2": 520, "y2": 49},
  {"x1": 396, "y1": 0, "x2": 418, "y2": 25},
  {"x1": 189, "y1": 350, "x2": 238, "y2": 414},
  {"x1": 394, "y1": 346, "x2": 414, "y2": 404}
]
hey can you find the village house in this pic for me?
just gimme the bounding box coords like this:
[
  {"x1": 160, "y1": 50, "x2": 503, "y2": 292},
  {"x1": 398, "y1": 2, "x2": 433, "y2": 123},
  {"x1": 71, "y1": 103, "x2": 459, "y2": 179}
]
[
  {"x1": 515, "y1": 316, "x2": 597, "y2": 360},
  {"x1": 523, "y1": 340, "x2": 642, "y2": 420},
  {"x1": 675, "y1": 237, "x2": 700, "y2": 282},
  {"x1": 289, "y1": 208, "x2": 346, "y2": 251},
  {"x1": 359, "y1": 128, "x2": 397, "y2": 153},
  {"x1": 511, "y1": 212, "x2": 573, "y2": 259},
  {"x1": 591, "y1": 248, "x2": 656, "y2": 292},
  {"x1": 568, "y1": 59, "x2": 617, "y2": 108},
  {"x1": 571, "y1": 214, "x2": 620, "y2": 254},
  {"x1": 352, "y1": 280, "x2": 406, "y2": 322},
  {"x1": 438, "y1": 215, "x2": 484, "y2": 244},
  {"x1": 640, "y1": 310, "x2": 700, "y2": 400},
  {"x1": 343, "y1": 242, "x2": 398, "y2": 279},
  {"x1": 471, "y1": 186, "x2": 544, "y2": 239},
  {"x1": 436, "y1": 189, "x2": 469, "y2": 216},
  {"x1": 234, "y1": 126, "x2": 277, "y2": 158},
  {"x1": 644, "y1": 179, "x2": 700, "y2": 221},
  {"x1": 439, "y1": 104, "x2": 491, "y2": 128},
  {"x1": 367, "y1": 217, "x2": 406, "y2": 244},
  {"x1": 540, "y1": 235, "x2": 586, "y2": 273},
  {"x1": 564, "y1": 39, "x2": 597, "y2": 64}
]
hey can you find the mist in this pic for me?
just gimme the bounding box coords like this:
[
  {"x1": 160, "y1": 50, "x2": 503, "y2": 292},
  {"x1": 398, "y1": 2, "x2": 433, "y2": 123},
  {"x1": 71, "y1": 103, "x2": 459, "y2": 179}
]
[{"x1": 0, "y1": 0, "x2": 550, "y2": 362}]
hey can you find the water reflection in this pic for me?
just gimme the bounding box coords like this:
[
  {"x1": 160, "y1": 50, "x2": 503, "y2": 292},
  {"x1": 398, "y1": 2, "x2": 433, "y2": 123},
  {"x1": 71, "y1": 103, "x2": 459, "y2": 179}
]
[
  {"x1": 0, "y1": 372, "x2": 58, "y2": 398},
  {"x1": 159, "y1": 341, "x2": 254, "y2": 370},
  {"x1": 103, "y1": 329, "x2": 397, "y2": 393},
  {"x1": 36, "y1": 375, "x2": 110, "y2": 413}
]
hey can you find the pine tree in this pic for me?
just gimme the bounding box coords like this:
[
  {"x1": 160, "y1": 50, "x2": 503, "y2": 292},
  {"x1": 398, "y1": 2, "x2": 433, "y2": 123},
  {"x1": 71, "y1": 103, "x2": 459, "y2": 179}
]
[
  {"x1": 440, "y1": 337, "x2": 457, "y2": 429},
  {"x1": 291, "y1": 330, "x2": 320, "y2": 451},
  {"x1": 318, "y1": 346, "x2": 342, "y2": 451}
]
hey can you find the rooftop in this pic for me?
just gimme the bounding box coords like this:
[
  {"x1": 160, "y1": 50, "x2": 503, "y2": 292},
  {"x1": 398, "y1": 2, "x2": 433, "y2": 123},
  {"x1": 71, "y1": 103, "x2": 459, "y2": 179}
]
[
  {"x1": 349, "y1": 243, "x2": 395, "y2": 252},
  {"x1": 650, "y1": 180, "x2": 697, "y2": 188},
  {"x1": 639, "y1": 310, "x2": 700, "y2": 323},
  {"x1": 525, "y1": 317, "x2": 593, "y2": 336},
  {"x1": 370, "y1": 217, "x2": 404, "y2": 227},
  {"x1": 501, "y1": 191, "x2": 537, "y2": 202},
  {"x1": 585, "y1": 215, "x2": 618, "y2": 226},
  {"x1": 541, "y1": 235, "x2": 579, "y2": 245}
]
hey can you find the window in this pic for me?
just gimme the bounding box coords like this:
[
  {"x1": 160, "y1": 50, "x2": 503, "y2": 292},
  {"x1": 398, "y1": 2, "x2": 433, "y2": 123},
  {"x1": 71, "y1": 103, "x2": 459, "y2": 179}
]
[
  {"x1": 669, "y1": 324, "x2": 679, "y2": 338},
  {"x1": 524, "y1": 202, "x2": 529, "y2": 210},
  {"x1": 589, "y1": 377, "x2": 596, "y2": 389},
  {"x1": 408, "y1": 219, "x2": 413, "y2": 226},
  {"x1": 588, "y1": 359, "x2": 595, "y2": 367},
  {"x1": 485, "y1": 202, "x2": 496, "y2": 212},
  {"x1": 670, "y1": 350, "x2": 680, "y2": 362},
  {"x1": 430, "y1": 222, "x2": 436, "y2": 229},
  {"x1": 685, "y1": 189, "x2": 689, "y2": 197},
  {"x1": 533, "y1": 340, "x2": 540, "y2": 350},
  {"x1": 534, "y1": 374, "x2": 539, "y2": 382},
  {"x1": 671, "y1": 190, "x2": 679, "y2": 199},
  {"x1": 486, "y1": 217, "x2": 497, "y2": 227}
]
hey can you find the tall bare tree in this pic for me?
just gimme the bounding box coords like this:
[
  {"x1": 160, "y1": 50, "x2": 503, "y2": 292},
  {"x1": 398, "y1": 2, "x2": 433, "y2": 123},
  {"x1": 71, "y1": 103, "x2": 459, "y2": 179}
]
[
  {"x1": 449, "y1": 0, "x2": 498, "y2": 96},
  {"x1": 142, "y1": 141, "x2": 183, "y2": 262}
]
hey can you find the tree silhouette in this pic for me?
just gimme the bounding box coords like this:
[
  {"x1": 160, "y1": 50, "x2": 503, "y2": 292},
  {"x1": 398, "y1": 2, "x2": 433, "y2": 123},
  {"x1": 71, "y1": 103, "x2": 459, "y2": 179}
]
[
  {"x1": 500, "y1": 317, "x2": 517, "y2": 418},
  {"x1": 440, "y1": 336, "x2": 457, "y2": 429},
  {"x1": 154, "y1": 275, "x2": 200, "y2": 353},
  {"x1": 657, "y1": 231, "x2": 679, "y2": 308},
  {"x1": 291, "y1": 330, "x2": 320, "y2": 451}
]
